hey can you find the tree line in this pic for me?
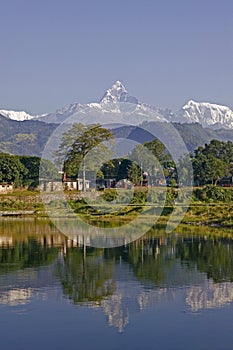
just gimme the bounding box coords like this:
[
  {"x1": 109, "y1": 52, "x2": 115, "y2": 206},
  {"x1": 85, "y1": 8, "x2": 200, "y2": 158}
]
[
  {"x1": 1, "y1": 122, "x2": 233, "y2": 189},
  {"x1": 0, "y1": 153, "x2": 58, "y2": 188},
  {"x1": 56, "y1": 123, "x2": 233, "y2": 187}
]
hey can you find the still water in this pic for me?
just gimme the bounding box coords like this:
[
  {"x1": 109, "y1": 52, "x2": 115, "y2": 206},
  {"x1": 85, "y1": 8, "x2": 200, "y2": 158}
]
[{"x1": 0, "y1": 218, "x2": 233, "y2": 350}]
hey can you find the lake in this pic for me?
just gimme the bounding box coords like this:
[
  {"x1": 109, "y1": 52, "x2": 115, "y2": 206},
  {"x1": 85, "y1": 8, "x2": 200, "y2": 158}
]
[{"x1": 0, "y1": 218, "x2": 233, "y2": 350}]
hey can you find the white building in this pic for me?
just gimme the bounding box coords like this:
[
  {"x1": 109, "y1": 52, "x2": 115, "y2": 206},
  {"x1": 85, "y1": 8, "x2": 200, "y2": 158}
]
[{"x1": 0, "y1": 182, "x2": 14, "y2": 193}]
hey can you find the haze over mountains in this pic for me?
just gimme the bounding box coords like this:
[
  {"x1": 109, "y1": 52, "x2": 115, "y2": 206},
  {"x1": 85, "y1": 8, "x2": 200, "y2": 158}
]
[{"x1": 1, "y1": 81, "x2": 233, "y2": 129}]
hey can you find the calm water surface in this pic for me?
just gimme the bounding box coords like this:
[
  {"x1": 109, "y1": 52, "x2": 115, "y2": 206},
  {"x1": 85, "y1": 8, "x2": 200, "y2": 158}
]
[{"x1": 0, "y1": 218, "x2": 233, "y2": 350}]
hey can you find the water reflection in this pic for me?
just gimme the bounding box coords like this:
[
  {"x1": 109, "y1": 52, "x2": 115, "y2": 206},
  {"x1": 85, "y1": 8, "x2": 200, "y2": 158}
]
[
  {"x1": 186, "y1": 282, "x2": 233, "y2": 312},
  {"x1": 0, "y1": 288, "x2": 32, "y2": 306},
  {"x1": 0, "y1": 218, "x2": 233, "y2": 332}
]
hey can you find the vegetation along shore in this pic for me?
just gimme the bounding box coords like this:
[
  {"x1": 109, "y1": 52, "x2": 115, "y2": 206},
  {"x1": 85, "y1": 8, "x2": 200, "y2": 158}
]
[{"x1": 0, "y1": 124, "x2": 233, "y2": 230}]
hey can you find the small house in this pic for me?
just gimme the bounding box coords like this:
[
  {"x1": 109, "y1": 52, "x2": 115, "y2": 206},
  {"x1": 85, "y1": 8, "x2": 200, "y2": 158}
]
[
  {"x1": 0, "y1": 182, "x2": 14, "y2": 193},
  {"x1": 64, "y1": 178, "x2": 90, "y2": 191}
]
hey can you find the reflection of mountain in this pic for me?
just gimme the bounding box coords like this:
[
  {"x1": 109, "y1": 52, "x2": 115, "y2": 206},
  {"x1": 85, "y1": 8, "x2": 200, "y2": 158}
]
[
  {"x1": 1, "y1": 221, "x2": 233, "y2": 331},
  {"x1": 186, "y1": 282, "x2": 233, "y2": 312},
  {"x1": 79, "y1": 263, "x2": 170, "y2": 332},
  {"x1": 0, "y1": 264, "x2": 63, "y2": 308},
  {"x1": 101, "y1": 289, "x2": 130, "y2": 332},
  {"x1": 0, "y1": 288, "x2": 32, "y2": 306}
]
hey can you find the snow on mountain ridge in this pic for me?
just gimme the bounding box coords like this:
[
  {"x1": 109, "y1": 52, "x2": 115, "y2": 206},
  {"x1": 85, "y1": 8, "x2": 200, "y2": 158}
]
[
  {"x1": 1, "y1": 82, "x2": 233, "y2": 129},
  {"x1": 0, "y1": 109, "x2": 35, "y2": 121},
  {"x1": 181, "y1": 100, "x2": 233, "y2": 128},
  {"x1": 100, "y1": 81, "x2": 139, "y2": 104}
]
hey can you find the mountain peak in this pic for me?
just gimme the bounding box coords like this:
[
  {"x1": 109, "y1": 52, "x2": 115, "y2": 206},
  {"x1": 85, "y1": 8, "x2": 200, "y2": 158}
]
[
  {"x1": 181, "y1": 100, "x2": 233, "y2": 128},
  {"x1": 113, "y1": 80, "x2": 127, "y2": 89},
  {"x1": 100, "y1": 81, "x2": 138, "y2": 104},
  {"x1": 0, "y1": 109, "x2": 35, "y2": 121}
]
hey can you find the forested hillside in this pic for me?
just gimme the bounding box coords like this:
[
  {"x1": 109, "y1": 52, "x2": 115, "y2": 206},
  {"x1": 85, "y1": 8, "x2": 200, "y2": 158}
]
[
  {"x1": 1, "y1": 114, "x2": 233, "y2": 157},
  {"x1": 0, "y1": 115, "x2": 56, "y2": 156}
]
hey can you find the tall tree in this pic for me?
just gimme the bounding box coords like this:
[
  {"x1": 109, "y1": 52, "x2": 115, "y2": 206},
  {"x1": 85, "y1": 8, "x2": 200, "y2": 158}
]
[
  {"x1": 128, "y1": 144, "x2": 159, "y2": 179},
  {"x1": 127, "y1": 162, "x2": 142, "y2": 185},
  {"x1": 55, "y1": 123, "x2": 113, "y2": 190},
  {"x1": 0, "y1": 153, "x2": 28, "y2": 187},
  {"x1": 192, "y1": 140, "x2": 233, "y2": 185}
]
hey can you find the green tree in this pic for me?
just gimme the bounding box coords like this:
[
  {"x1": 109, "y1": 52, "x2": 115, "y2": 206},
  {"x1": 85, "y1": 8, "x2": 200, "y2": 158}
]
[
  {"x1": 129, "y1": 144, "x2": 156, "y2": 176},
  {"x1": 55, "y1": 123, "x2": 113, "y2": 190},
  {"x1": 177, "y1": 153, "x2": 193, "y2": 186},
  {"x1": 0, "y1": 153, "x2": 28, "y2": 187},
  {"x1": 127, "y1": 162, "x2": 142, "y2": 185},
  {"x1": 193, "y1": 140, "x2": 233, "y2": 185},
  {"x1": 144, "y1": 139, "x2": 167, "y2": 163},
  {"x1": 18, "y1": 156, "x2": 59, "y2": 188}
]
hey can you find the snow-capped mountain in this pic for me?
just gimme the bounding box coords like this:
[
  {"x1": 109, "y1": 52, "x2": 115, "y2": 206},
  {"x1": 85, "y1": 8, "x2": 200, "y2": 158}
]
[
  {"x1": 100, "y1": 80, "x2": 139, "y2": 104},
  {"x1": 0, "y1": 109, "x2": 35, "y2": 121},
  {"x1": 1, "y1": 81, "x2": 233, "y2": 129},
  {"x1": 38, "y1": 81, "x2": 167, "y2": 125},
  {"x1": 40, "y1": 82, "x2": 233, "y2": 128},
  {"x1": 180, "y1": 100, "x2": 233, "y2": 129}
]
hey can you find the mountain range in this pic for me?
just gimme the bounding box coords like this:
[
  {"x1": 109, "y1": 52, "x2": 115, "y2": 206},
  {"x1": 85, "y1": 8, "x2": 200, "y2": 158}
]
[
  {"x1": 1, "y1": 80, "x2": 233, "y2": 129},
  {"x1": 1, "y1": 81, "x2": 233, "y2": 157}
]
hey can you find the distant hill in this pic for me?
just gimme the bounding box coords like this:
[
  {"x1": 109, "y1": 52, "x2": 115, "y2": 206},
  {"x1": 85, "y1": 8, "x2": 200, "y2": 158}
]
[
  {"x1": 113, "y1": 122, "x2": 233, "y2": 153},
  {"x1": 0, "y1": 115, "x2": 56, "y2": 156},
  {"x1": 1, "y1": 114, "x2": 233, "y2": 157},
  {"x1": 173, "y1": 123, "x2": 233, "y2": 152}
]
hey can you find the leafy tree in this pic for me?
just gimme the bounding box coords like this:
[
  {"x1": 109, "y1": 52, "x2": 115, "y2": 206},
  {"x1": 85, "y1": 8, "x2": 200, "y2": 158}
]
[
  {"x1": 0, "y1": 153, "x2": 28, "y2": 186},
  {"x1": 144, "y1": 139, "x2": 168, "y2": 163},
  {"x1": 19, "y1": 156, "x2": 40, "y2": 180},
  {"x1": 177, "y1": 154, "x2": 193, "y2": 186},
  {"x1": 193, "y1": 140, "x2": 233, "y2": 185},
  {"x1": 129, "y1": 143, "x2": 157, "y2": 176},
  {"x1": 55, "y1": 123, "x2": 113, "y2": 190},
  {"x1": 18, "y1": 156, "x2": 59, "y2": 188},
  {"x1": 127, "y1": 162, "x2": 142, "y2": 185},
  {"x1": 100, "y1": 158, "x2": 131, "y2": 181}
]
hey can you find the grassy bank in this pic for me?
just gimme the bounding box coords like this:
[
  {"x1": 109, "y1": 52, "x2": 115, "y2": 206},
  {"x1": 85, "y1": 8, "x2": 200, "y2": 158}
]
[{"x1": 0, "y1": 186, "x2": 233, "y2": 228}]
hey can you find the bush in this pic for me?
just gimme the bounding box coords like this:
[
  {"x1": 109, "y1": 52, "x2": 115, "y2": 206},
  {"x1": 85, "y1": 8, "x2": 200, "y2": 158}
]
[
  {"x1": 193, "y1": 185, "x2": 233, "y2": 203},
  {"x1": 101, "y1": 189, "x2": 118, "y2": 202}
]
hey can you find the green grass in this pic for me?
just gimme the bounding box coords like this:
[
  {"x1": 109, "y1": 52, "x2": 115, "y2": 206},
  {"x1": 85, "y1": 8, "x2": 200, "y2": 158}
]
[{"x1": 0, "y1": 187, "x2": 232, "y2": 228}]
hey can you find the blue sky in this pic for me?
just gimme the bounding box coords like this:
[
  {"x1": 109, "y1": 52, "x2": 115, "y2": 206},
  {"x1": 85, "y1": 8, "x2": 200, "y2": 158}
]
[{"x1": 1, "y1": 0, "x2": 233, "y2": 114}]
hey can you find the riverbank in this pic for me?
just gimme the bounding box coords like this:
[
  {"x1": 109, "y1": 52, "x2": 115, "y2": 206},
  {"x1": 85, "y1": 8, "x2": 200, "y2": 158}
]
[{"x1": 0, "y1": 188, "x2": 233, "y2": 228}]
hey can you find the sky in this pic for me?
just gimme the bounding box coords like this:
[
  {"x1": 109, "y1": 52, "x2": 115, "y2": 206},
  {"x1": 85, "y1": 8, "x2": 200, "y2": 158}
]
[{"x1": 0, "y1": 0, "x2": 233, "y2": 114}]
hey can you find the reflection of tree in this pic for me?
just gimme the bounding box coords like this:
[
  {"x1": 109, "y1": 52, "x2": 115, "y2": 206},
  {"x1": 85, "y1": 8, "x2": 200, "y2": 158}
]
[
  {"x1": 57, "y1": 247, "x2": 115, "y2": 303},
  {"x1": 177, "y1": 239, "x2": 233, "y2": 282},
  {"x1": 126, "y1": 241, "x2": 171, "y2": 286},
  {"x1": 106, "y1": 238, "x2": 177, "y2": 287},
  {"x1": 106, "y1": 233, "x2": 233, "y2": 288},
  {"x1": 0, "y1": 239, "x2": 58, "y2": 274}
]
